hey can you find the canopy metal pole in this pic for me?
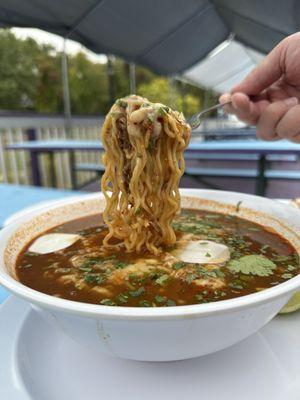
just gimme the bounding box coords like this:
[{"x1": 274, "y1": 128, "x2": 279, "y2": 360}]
[
  {"x1": 129, "y1": 62, "x2": 136, "y2": 93},
  {"x1": 107, "y1": 55, "x2": 115, "y2": 105},
  {"x1": 168, "y1": 76, "x2": 176, "y2": 108},
  {"x1": 61, "y1": 39, "x2": 71, "y2": 130}
]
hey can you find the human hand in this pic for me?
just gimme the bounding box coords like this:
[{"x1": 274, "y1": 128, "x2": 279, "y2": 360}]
[{"x1": 219, "y1": 32, "x2": 300, "y2": 142}]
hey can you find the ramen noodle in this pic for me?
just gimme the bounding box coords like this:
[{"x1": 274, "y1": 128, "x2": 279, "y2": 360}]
[{"x1": 101, "y1": 95, "x2": 190, "y2": 254}]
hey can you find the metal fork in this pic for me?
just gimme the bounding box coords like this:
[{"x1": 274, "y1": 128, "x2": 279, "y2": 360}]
[{"x1": 188, "y1": 101, "x2": 232, "y2": 130}]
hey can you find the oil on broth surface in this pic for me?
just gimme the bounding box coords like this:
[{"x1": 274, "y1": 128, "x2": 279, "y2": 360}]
[{"x1": 16, "y1": 209, "x2": 300, "y2": 307}]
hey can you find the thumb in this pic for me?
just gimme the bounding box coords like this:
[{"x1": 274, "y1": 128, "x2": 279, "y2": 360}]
[{"x1": 232, "y1": 40, "x2": 285, "y2": 96}]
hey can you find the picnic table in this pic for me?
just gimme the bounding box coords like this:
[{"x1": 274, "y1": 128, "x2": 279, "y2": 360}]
[
  {"x1": 7, "y1": 138, "x2": 300, "y2": 194},
  {"x1": 0, "y1": 183, "x2": 85, "y2": 303}
]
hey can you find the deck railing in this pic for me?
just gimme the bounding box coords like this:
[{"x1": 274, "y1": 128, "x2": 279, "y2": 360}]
[
  {"x1": 0, "y1": 112, "x2": 103, "y2": 189},
  {"x1": 0, "y1": 112, "x2": 251, "y2": 190}
]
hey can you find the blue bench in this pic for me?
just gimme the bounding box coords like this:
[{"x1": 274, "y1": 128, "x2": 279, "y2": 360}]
[{"x1": 184, "y1": 153, "x2": 298, "y2": 162}]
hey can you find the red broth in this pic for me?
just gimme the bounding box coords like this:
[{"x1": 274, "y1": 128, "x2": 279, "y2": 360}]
[{"x1": 16, "y1": 209, "x2": 299, "y2": 307}]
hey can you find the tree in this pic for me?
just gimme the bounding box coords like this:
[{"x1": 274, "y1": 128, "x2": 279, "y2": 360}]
[
  {"x1": 0, "y1": 28, "x2": 211, "y2": 116},
  {"x1": 68, "y1": 52, "x2": 109, "y2": 114},
  {"x1": 0, "y1": 30, "x2": 39, "y2": 109},
  {"x1": 137, "y1": 77, "x2": 202, "y2": 117}
]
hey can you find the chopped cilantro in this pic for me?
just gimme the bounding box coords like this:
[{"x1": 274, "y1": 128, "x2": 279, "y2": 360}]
[
  {"x1": 172, "y1": 261, "x2": 185, "y2": 270},
  {"x1": 155, "y1": 274, "x2": 169, "y2": 286},
  {"x1": 115, "y1": 261, "x2": 128, "y2": 269},
  {"x1": 185, "y1": 273, "x2": 197, "y2": 284},
  {"x1": 55, "y1": 267, "x2": 71, "y2": 274},
  {"x1": 281, "y1": 273, "x2": 293, "y2": 279},
  {"x1": 81, "y1": 257, "x2": 103, "y2": 268},
  {"x1": 24, "y1": 251, "x2": 39, "y2": 257},
  {"x1": 228, "y1": 255, "x2": 277, "y2": 277},
  {"x1": 155, "y1": 295, "x2": 167, "y2": 303},
  {"x1": 229, "y1": 281, "x2": 244, "y2": 290},
  {"x1": 116, "y1": 99, "x2": 127, "y2": 107},
  {"x1": 157, "y1": 106, "x2": 169, "y2": 117},
  {"x1": 100, "y1": 299, "x2": 115, "y2": 306},
  {"x1": 139, "y1": 300, "x2": 152, "y2": 307},
  {"x1": 214, "y1": 290, "x2": 226, "y2": 297},
  {"x1": 166, "y1": 299, "x2": 176, "y2": 306},
  {"x1": 214, "y1": 269, "x2": 225, "y2": 278},
  {"x1": 128, "y1": 273, "x2": 139, "y2": 281},
  {"x1": 129, "y1": 286, "x2": 145, "y2": 297},
  {"x1": 205, "y1": 252, "x2": 211, "y2": 258},
  {"x1": 79, "y1": 266, "x2": 93, "y2": 272},
  {"x1": 84, "y1": 274, "x2": 106, "y2": 284},
  {"x1": 147, "y1": 136, "x2": 156, "y2": 152},
  {"x1": 260, "y1": 245, "x2": 269, "y2": 253},
  {"x1": 19, "y1": 263, "x2": 32, "y2": 269},
  {"x1": 117, "y1": 293, "x2": 129, "y2": 304},
  {"x1": 236, "y1": 201, "x2": 242, "y2": 212},
  {"x1": 195, "y1": 294, "x2": 203, "y2": 302}
]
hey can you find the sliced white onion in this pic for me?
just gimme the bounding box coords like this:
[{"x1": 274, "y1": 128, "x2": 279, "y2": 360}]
[
  {"x1": 173, "y1": 240, "x2": 230, "y2": 264},
  {"x1": 29, "y1": 233, "x2": 81, "y2": 254}
]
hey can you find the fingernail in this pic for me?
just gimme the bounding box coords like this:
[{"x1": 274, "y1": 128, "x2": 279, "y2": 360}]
[
  {"x1": 284, "y1": 97, "x2": 298, "y2": 107},
  {"x1": 219, "y1": 94, "x2": 230, "y2": 104}
]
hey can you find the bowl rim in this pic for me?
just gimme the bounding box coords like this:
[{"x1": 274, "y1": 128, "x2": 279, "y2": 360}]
[{"x1": 1, "y1": 189, "x2": 300, "y2": 320}]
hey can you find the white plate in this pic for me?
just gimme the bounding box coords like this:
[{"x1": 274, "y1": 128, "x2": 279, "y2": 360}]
[{"x1": 1, "y1": 296, "x2": 300, "y2": 400}]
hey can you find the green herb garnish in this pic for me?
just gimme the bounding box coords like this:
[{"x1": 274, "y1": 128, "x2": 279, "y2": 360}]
[
  {"x1": 129, "y1": 286, "x2": 145, "y2": 297},
  {"x1": 79, "y1": 266, "x2": 93, "y2": 272},
  {"x1": 117, "y1": 293, "x2": 129, "y2": 304},
  {"x1": 166, "y1": 299, "x2": 176, "y2": 307},
  {"x1": 260, "y1": 245, "x2": 269, "y2": 253},
  {"x1": 195, "y1": 294, "x2": 203, "y2": 302},
  {"x1": 281, "y1": 273, "x2": 293, "y2": 279},
  {"x1": 155, "y1": 295, "x2": 167, "y2": 303},
  {"x1": 228, "y1": 255, "x2": 277, "y2": 277},
  {"x1": 116, "y1": 99, "x2": 127, "y2": 108},
  {"x1": 84, "y1": 274, "x2": 106, "y2": 284},
  {"x1": 185, "y1": 273, "x2": 198, "y2": 284},
  {"x1": 19, "y1": 263, "x2": 32, "y2": 269},
  {"x1": 155, "y1": 274, "x2": 169, "y2": 286},
  {"x1": 236, "y1": 201, "x2": 242, "y2": 212},
  {"x1": 172, "y1": 261, "x2": 185, "y2": 270},
  {"x1": 115, "y1": 261, "x2": 128, "y2": 269},
  {"x1": 229, "y1": 281, "x2": 244, "y2": 290},
  {"x1": 139, "y1": 300, "x2": 152, "y2": 307},
  {"x1": 100, "y1": 299, "x2": 115, "y2": 306},
  {"x1": 147, "y1": 136, "x2": 156, "y2": 152},
  {"x1": 81, "y1": 257, "x2": 103, "y2": 268}
]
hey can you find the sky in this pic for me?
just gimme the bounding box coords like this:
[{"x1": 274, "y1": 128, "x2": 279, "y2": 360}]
[{"x1": 11, "y1": 27, "x2": 107, "y2": 64}]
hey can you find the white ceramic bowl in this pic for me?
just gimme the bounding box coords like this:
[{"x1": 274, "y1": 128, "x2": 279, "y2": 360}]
[{"x1": 1, "y1": 189, "x2": 300, "y2": 362}]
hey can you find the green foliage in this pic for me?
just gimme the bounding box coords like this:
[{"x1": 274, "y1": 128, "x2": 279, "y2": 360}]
[
  {"x1": 137, "y1": 77, "x2": 202, "y2": 117},
  {"x1": 0, "y1": 28, "x2": 210, "y2": 116}
]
